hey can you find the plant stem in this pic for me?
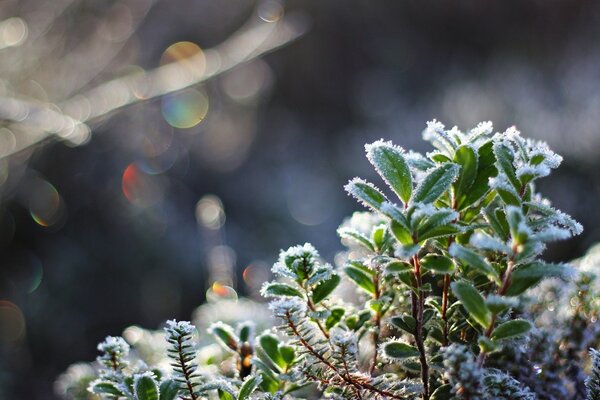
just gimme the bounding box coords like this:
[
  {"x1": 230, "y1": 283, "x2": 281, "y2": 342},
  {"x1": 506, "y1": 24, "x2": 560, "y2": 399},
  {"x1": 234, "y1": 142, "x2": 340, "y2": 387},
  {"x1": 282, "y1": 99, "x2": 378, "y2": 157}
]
[
  {"x1": 412, "y1": 255, "x2": 429, "y2": 400},
  {"x1": 369, "y1": 265, "x2": 382, "y2": 375},
  {"x1": 176, "y1": 335, "x2": 198, "y2": 400}
]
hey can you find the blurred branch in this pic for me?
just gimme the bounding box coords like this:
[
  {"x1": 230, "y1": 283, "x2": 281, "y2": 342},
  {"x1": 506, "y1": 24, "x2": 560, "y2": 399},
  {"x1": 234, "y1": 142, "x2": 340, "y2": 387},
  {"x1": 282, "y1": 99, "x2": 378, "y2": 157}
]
[{"x1": 0, "y1": 8, "x2": 308, "y2": 159}]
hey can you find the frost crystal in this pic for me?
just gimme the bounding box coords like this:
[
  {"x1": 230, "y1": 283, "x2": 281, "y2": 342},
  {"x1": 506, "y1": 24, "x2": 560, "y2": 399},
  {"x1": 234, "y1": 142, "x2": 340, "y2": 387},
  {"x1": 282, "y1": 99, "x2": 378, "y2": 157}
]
[
  {"x1": 588, "y1": 348, "x2": 600, "y2": 400},
  {"x1": 469, "y1": 121, "x2": 494, "y2": 141},
  {"x1": 442, "y1": 345, "x2": 484, "y2": 399},
  {"x1": 268, "y1": 297, "x2": 307, "y2": 319},
  {"x1": 272, "y1": 243, "x2": 320, "y2": 279}
]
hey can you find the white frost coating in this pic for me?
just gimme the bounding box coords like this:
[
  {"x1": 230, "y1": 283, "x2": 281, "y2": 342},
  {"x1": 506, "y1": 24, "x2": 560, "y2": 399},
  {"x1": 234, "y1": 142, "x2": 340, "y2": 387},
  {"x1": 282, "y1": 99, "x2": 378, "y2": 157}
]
[
  {"x1": 485, "y1": 295, "x2": 519, "y2": 310},
  {"x1": 330, "y1": 328, "x2": 357, "y2": 354},
  {"x1": 423, "y1": 119, "x2": 457, "y2": 154},
  {"x1": 207, "y1": 321, "x2": 237, "y2": 337},
  {"x1": 307, "y1": 265, "x2": 334, "y2": 285},
  {"x1": 164, "y1": 320, "x2": 196, "y2": 337},
  {"x1": 344, "y1": 177, "x2": 388, "y2": 208},
  {"x1": 337, "y1": 211, "x2": 383, "y2": 236},
  {"x1": 364, "y1": 139, "x2": 405, "y2": 157},
  {"x1": 97, "y1": 336, "x2": 130, "y2": 355},
  {"x1": 469, "y1": 232, "x2": 511, "y2": 253},
  {"x1": 488, "y1": 174, "x2": 519, "y2": 196},
  {"x1": 468, "y1": 121, "x2": 493, "y2": 141},
  {"x1": 533, "y1": 226, "x2": 573, "y2": 242},
  {"x1": 527, "y1": 200, "x2": 583, "y2": 236},
  {"x1": 268, "y1": 297, "x2": 307, "y2": 318}
]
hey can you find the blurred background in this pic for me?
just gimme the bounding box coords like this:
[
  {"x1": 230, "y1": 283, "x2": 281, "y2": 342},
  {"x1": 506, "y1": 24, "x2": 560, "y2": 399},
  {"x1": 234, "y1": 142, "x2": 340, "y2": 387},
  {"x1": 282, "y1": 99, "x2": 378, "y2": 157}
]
[{"x1": 0, "y1": 0, "x2": 599, "y2": 398}]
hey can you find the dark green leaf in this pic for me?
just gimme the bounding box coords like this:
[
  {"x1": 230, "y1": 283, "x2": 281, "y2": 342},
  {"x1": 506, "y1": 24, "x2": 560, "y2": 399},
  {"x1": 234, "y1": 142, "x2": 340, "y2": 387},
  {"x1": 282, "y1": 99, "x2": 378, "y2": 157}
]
[
  {"x1": 134, "y1": 374, "x2": 160, "y2": 400},
  {"x1": 451, "y1": 281, "x2": 492, "y2": 328},
  {"x1": 420, "y1": 254, "x2": 455, "y2": 274},
  {"x1": 390, "y1": 219, "x2": 413, "y2": 245},
  {"x1": 159, "y1": 380, "x2": 180, "y2": 400},
  {"x1": 325, "y1": 307, "x2": 345, "y2": 329},
  {"x1": 90, "y1": 381, "x2": 125, "y2": 396},
  {"x1": 259, "y1": 334, "x2": 285, "y2": 368},
  {"x1": 383, "y1": 341, "x2": 420, "y2": 359},
  {"x1": 278, "y1": 344, "x2": 296, "y2": 365},
  {"x1": 453, "y1": 145, "x2": 478, "y2": 198},
  {"x1": 449, "y1": 244, "x2": 500, "y2": 284},
  {"x1": 311, "y1": 274, "x2": 341, "y2": 304},
  {"x1": 261, "y1": 283, "x2": 303, "y2": 298},
  {"x1": 345, "y1": 264, "x2": 376, "y2": 294},
  {"x1": 491, "y1": 319, "x2": 532, "y2": 341},
  {"x1": 458, "y1": 141, "x2": 497, "y2": 209}
]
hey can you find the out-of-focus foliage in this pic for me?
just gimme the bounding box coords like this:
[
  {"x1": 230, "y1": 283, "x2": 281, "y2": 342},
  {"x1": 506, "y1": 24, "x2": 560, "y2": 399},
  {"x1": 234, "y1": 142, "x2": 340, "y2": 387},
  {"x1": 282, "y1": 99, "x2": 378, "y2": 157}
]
[{"x1": 56, "y1": 124, "x2": 600, "y2": 400}]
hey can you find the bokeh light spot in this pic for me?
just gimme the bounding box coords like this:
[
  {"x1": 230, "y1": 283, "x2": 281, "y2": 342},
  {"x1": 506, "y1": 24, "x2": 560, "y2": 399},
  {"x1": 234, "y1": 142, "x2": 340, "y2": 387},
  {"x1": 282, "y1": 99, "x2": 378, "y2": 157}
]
[
  {"x1": 160, "y1": 41, "x2": 204, "y2": 66},
  {"x1": 121, "y1": 163, "x2": 165, "y2": 207},
  {"x1": 195, "y1": 195, "x2": 225, "y2": 230},
  {"x1": 29, "y1": 179, "x2": 64, "y2": 227},
  {"x1": 0, "y1": 301, "x2": 26, "y2": 343},
  {"x1": 161, "y1": 89, "x2": 209, "y2": 129},
  {"x1": 257, "y1": 1, "x2": 284, "y2": 22},
  {"x1": 206, "y1": 282, "x2": 238, "y2": 303},
  {"x1": 0, "y1": 17, "x2": 28, "y2": 48}
]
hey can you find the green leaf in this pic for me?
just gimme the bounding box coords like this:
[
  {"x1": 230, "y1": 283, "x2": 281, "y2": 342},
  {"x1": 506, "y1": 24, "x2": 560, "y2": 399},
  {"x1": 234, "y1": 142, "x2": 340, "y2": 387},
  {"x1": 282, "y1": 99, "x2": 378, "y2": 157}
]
[
  {"x1": 506, "y1": 262, "x2": 572, "y2": 295},
  {"x1": 278, "y1": 344, "x2": 296, "y2": 365},
  {"x1": 134, "y1": 374, "x2": 160, "y2": 400},
  {"x1": 159, "y1": 380, "x2": 180, "y2": 400},
  {"x1": 390, "y1": 219, "x2": 413, "y2": 245},
  {"x1": 430, "y1": 384, "x2": 453, "y2": 400},
  {"x1": 210, "y1": 323, "x2": 239, "y2": 351},
  {"x1": 338, "y1": 228, "x2": 375, "y2": 251},
  {"x1": 385, "y1": 260, "x2": 413, "y2": 275},
  {"x1": 259, "y1": 334, "x2": 285, "y2": 368},
  {"x1": 491, "y1": 319, "x2": 532, "y2": 341},
  {"x1": 345, "y1": 178, "x2": 388, "y2": 212},
  {"x1": 418, "y1": 224, "x2": 461, "y2": 242},
  {"x1": 90, "y1": 380, "x2": 125, "y2": 396},
  {"x1": 389, "y1": 315, "x2": 416, "y2": 335},
  {"x1": 261, "y1": 282, "x2": 303, "y2": 298},
  {"x1": 420, "y1": 254, "x2": 455, "y2": 274},
  {"x1": 458, "y1": 141, "x2": 497, "y2": 209},
  {"x1": 451, "y1": 281, "x2": 492, "y2": 328},
  {"x1": 449, "y1": 244, "x2": 500, "y2": 284},
  {"x1": 325, "y1": 307, "x2": 345, "y2": 329},
  {"x1": 238, "y1": 375, "x2": 262, "y2": 400},
  {"x1": 345, "y1": 264, "x2": 376, "y2": 294},
  {"x1": 366, "y1": 141, "x2": 413, "y2": 204},
  {"x1": 453, "y1": 145, "x2": 478, "y2": 198},
  {"x1": 311, "y1": 274, "x2": 341, "y2": 304},
  {"x1": 412, "y1": 163, "x2": 459, "y2": 204},
  {"x1": 382, "y1": 341, "x2": 420, "y2": 359},
  {"x1": 238, "y1": 322, "x2": 253, "y2": 343},
  {"x1": 493, "y1": 142, "x2": 521, "y2": 191}
]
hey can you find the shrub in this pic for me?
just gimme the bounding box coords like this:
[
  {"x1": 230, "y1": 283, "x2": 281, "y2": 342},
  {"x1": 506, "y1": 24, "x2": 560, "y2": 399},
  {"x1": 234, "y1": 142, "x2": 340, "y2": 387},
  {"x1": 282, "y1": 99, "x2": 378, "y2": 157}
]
[{"x1": 56, "y1": 121, "x2": 600, "y2": 400}]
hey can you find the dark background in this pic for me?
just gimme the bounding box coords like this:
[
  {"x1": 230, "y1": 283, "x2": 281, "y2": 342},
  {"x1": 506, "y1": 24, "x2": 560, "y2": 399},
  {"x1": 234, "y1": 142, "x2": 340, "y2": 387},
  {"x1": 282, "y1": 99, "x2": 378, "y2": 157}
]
[{"x1": 1, "y1": 1, "x2": 600, "y2": 398}]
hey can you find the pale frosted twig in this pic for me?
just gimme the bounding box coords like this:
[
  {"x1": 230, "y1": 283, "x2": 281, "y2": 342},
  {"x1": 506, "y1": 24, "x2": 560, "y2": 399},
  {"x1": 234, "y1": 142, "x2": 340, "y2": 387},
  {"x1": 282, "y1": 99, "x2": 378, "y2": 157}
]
[{"x1": 0, "y1": 11, "x2": 308, "y2": 159}]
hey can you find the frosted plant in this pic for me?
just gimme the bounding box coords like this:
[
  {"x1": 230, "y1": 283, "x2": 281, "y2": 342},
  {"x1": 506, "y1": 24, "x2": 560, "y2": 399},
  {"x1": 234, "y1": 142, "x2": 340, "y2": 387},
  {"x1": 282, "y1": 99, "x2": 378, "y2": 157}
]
[
  {"x1": 588, "y1": 349, "x2": 600, "y2": 400},
  {"x1": 57, "y1": 121, "x2": 600, "y2": 400}
]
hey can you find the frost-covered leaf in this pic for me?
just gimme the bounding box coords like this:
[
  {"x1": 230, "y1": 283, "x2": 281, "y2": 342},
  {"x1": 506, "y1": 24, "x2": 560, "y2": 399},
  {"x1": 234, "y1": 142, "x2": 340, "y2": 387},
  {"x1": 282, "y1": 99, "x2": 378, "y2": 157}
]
[
  {"x1": 421, "y1": 254, "x2": 455, "y2": 274},
  {"x1": 209, "y1": 322, "x2": 239, "y2": 351},
  {"x1": 134, "y1": 373, "x2": 160, "y2": 400},
  {"x1": 451, "y1": 281, "x2": 491, "y2": 328},
  {"x1": 345, "y1": 178, "x2": 388, "y2": 212},
  {"x1": 260, "y1": 282, "x2": 303, "y2": 299},
  {"x1": 412, "y1": 163, "x2": 459, "y2": 204},
  {"x1": 453, "y1": 145, "x2": 478, "y2": 200},
  {"x1": 423, "y1": 119, "x2": 457, "y2": 154},
  {"x1": 458, "y1": 140, "x2": 497, "y2": 209},
  {"x1": 259, "y1": 333, "x2": 285, "y2": 368},
  {"x1": 238, "y1": 375, "x2": 262, "y2": 400},
  {"x1": 469, "y1": 232, "x2": 510, "y2": 253},
  {"x1": 311, "y1": 274, "x2": 341, "y2": 304},
  {"x1": 390, "y1": 219, "x2": 413, "y2": 245},
  {"x1": 383, "y1": 340, "x2": 420, "y2": 359},
  {"x1": 345, "y1": 264, "x2": 376, "y2": 294},
  {"x1": 493, "y1": 142, "x2": 520, "y2": 191},
  {"x1": 89, "y1": 379, "x2": 125, "y2": 396},
  {"x1": 338, "y1": 227, "x2": 374, "y2": 251},
  {"x1": 365, "y1": 140, "x2": 413, "y2": 204},
  {"x1": 491, "y1": 319, "x2": 532, "y2": 341},
  {"x1": 390, "y1": 315, "x2": 416, "y2": 335},
  {"x1": 159, "y1": 380, "x2": 180, "y2": 400},
  {"x1": 449, "y1": 244, "x2": 500, "y2": 284}
]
